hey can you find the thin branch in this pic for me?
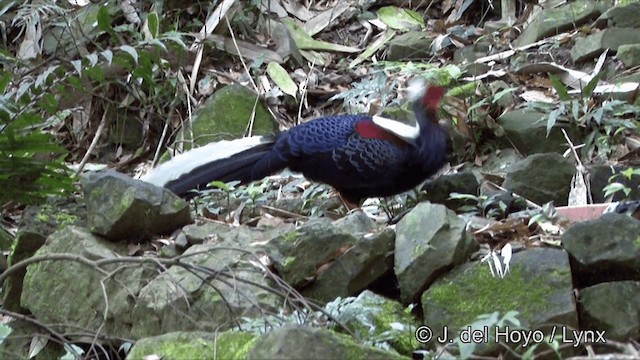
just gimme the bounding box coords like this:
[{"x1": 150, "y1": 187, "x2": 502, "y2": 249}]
[{"x1": 75, "y1": 107, "x2": 109, "y2": 176}]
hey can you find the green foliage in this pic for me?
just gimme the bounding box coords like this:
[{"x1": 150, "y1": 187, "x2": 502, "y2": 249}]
[
  {"x1": 446, "y1": 311, "x2": 560, "y2": 359},
  {"x1": 457, "y1": 83, "x2": 514, "y2": 158},
  {"x1": 324, "y1": 296, "x2": 416, "y2": 354},
  {"x1": 603, "y1": 167, "x2": 640, "y2": 199},
  {"x1": 300, "y1": 183, "x2": 332, "y2": 216},
  {"x1": 330, "y1": 63, "x2": 461, "y2": 114},
  {"x1": 239, "y1": 311, "x2": 308, "y2": 335},
  {"x1": 0, "y1": 70, "x2": 74, "y2": 204},
  {"x1": 199, "y1": 177, "x2": 335, "y2": 218},
  {"x1": 448, "y1": 311, "x2": 520, "y2": 359},
  {"x1": 330, "y1": 72, "x2": 400, "y2": 113},
  {"x1": 449, "y1": 192, "x2": 514, "y2": 219},
  {"x1": 3, "y1": 1, "x2": 192, "y2": 205},
  {"x1": 240, "y1": 295, "x2": 417, "y2": 355},
  {"x1": 541, "y1": 73, "x2": 639, "y2": 160},
  {"x1": 528, "y1": 201, "x2": 559, "y2": 227}
]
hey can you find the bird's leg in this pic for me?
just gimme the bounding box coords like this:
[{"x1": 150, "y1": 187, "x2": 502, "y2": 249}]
[{"x1": 338, "y1": 193, "x2": 360, "y2": 213}]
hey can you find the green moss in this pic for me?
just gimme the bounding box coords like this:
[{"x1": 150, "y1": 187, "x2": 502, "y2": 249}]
[
  {"x1": 333, "y1": 331, "x2": 373, "y2": 360},
  {"x1": 448, "y1": 82, "x2": 478, "y2": 98},
  {"x1": 128, "y1": 331, "x2": 256, "y2": 360},
  {"x1": 54, "y1": 213, "x2": 79, "y2": 228},
  {"x1": 31, "y1": 205, "x2": 80, "y2": 230},
  {"x1": 188, "y1": 85, "x2": 276, "y2": 146},
  {"x1": 634, "y1": 236, "x2": 640, "y2": 247},
  {"x1": 281, "y1": 230, "x2": 298, "y2": 243},
  {"x1": 331, "y1": 330, "x2": 405, "y2": 360},
  {"x1": 372, "y1": 302, "x2": 416, "y2": 354},
  {"x1": 424, "y1": 265, "x2": 551, "y2": 328},
  {"x1": 282, "y1": 256, "x2": 296, "y2": 269},
  {"x1": 216, "y1": 332, "x2": 256, "y2": 359},
  {"x1": 35, "y1": 213, "x2": 50, "y2": 223},
  {"x1": 208, "y1": 291, "x2": 222, "y2": 303},
  {"x1": 234, "y1": 335, "x2": 257, "y2": 359},
  {"x1": 338, "y1": 293, "x2": 417, "y2": 356},
  {"x1": 412, "y1": 241, "x2": 424, "y2": 258}
]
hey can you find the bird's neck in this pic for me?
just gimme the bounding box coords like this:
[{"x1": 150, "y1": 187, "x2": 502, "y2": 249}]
[{"x1": 413, "y1": 103, "x2": 447, "y2": 160}]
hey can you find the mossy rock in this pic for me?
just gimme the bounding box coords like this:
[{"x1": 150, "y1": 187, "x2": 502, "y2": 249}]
[
  {"x1": 127, "y1": 331, "x2": 256, "y2": 360},
  {"x1": 185, "y1": 84, "x2": 277, "y2": 146},
  {"x1": 422, "y1": 248, "x2": 577, "y2": 357}
]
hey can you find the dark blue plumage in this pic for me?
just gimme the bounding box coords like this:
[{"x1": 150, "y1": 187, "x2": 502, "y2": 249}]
[{"x1": 143, "y1": 85, "x2": 449, "y2": 203}]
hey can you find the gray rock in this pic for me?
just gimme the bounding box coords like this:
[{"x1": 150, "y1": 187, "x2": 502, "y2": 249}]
[
  {"x1": 502, "y1": 153, "x2": 576, "y2": 206},
  {"x1": 21, "y1": 226, "x2": 152, "y2": 338},
  {"x1": 477, "y1": 149, "x2": 523, "y2": 177},
  {"x1": 19, "y1": 202, "x2": 84, "y2": 238},
  {"x1": 81, "y1": 169, "x2": 192, "y2": 241},
  {"x1": 333, "y1": 210, "x2": 376, "y2": 234},
  {"x1": 3, "y1": 230, "x2": 47, "y2": 313},
  {"x1": 0, "y1": 254, "x2": 6, "y2": 275},
  {"x1": 395, "y1": 203, "x2": 478, "y2": 304},
  {"x1": 108, "y1": 113, "x2": 143, "y2": 149},
  {"x1": 515, "y1": 0, "x2": 608, "y2": 47},
  {"x1": 41, "y1": 1, "x2": 116, "y2": 57},
  {"x1": 571, "y1": 28, "x2": 640, "y2": 63},
  {"x1": 127, "y1": 331, "x2": 256, "y2": 360},
  {"x1": 181, "y1": 221, "x2": 277, "y2": 247},
  {"x1": 578, "y1": 281, "x2": 640, "y2": 341},
  {"x1": 497, "y1": 110, "x2": 579, "y2": 155},
  {"x1": 0, "y1": 226, "x2": 13, "y2": 252},
  {"x1": 562, "y1": 213, "x2": 640, "y2": 287},
  {"x1": 617, "y1": 43, "x2": 640, "y2": 68},
  {"x1": 588, "y1": 164, "x2": 640, "y2": 203},
  {"x1": 184, "y1": 84, "x2": 277, "y2": 146},
  {"x1": 268, "y1": 218, "x2": 359, "y2": 289},
  {"x1": 131, "y1": 242, "x2": 281, "y2": 338},
  {"x1": 246, "y1": 325, "x2": 407, "y2": 360},
  {"x1": 386, "y1": 31, "x2": 436, "y2": 61},
  {"x1": 301, "y1": 228, "x2": 395, "y2": 303},
  {"x1": 489, "y1": 80, "x2": 517, "y2": 109},
  {"x1": 453, "y1": 43, "x2": 491, "y2": 64},
  {"x1": 478, "y1": 183, "x2": 529, "y2": 217},
  {"x1": 422, "y1": 248, "x2": 577, "y2": 356},
  {"x1": 174, "y1": 231, "x2": 189, "y2": 250},
  {"x1": 421, "y1": 172, "x2": 480, "y2": 210},
  {"x1": 325, "y1": 290, "x2": 418, "y2": 356},
  {"x1": 595, "y1": 2, "x2": 640, "y2": 28},
  {"x1": 461, "y1": 63, "x2": 492, "y2": 78}
]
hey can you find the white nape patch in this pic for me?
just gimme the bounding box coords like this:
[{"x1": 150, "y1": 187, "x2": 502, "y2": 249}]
[
  {"x1": 406, "y1": 77, "x2": 426, "y2": 101},
  {"x1": 140, "y1": 136, "x2": 271, "y2": 187},
  {"x1": 371, "y1": 116, "x2": 420, "y2": 144}
]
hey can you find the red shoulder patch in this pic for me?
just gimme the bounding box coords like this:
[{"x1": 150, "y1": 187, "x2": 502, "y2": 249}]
[{"x1": 354, "y1": 120, "x2": 406, "y2": 146}]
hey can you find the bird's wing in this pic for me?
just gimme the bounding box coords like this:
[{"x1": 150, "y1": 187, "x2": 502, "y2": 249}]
[
  {"x1": 280, "y1": 115, "x2": 368, "y2": 156},
  {"x1": 280, "y1": 115, "x2": 409, "y2": 177},
  {"x1": 332, "y1": 134, "x2": 407, "y2": 177}
]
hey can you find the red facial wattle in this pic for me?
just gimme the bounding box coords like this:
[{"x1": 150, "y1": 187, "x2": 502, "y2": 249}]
[{"x1": 422, "y1": 86, "x2": 446, "y2": 121}]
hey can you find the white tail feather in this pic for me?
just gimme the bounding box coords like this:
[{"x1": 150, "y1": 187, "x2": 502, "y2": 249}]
[{"x1": 141, "y1": 136, "x2": 272, "y2": 187}]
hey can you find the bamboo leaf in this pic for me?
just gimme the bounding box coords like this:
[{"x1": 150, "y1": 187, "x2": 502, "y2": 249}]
[{"x1": 267, "y1": 62, "x2": 298, "y2": 98}]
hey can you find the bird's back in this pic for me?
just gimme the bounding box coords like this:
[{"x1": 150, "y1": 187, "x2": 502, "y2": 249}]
[{"x1": 249, "y1": 114, "x2": 437, "y2": 202}]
